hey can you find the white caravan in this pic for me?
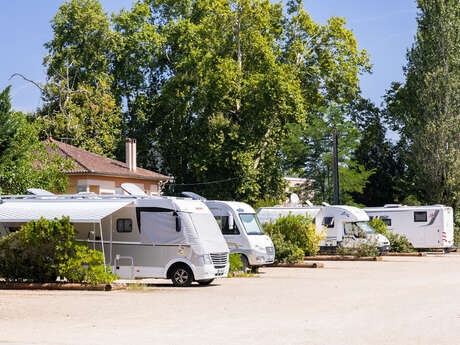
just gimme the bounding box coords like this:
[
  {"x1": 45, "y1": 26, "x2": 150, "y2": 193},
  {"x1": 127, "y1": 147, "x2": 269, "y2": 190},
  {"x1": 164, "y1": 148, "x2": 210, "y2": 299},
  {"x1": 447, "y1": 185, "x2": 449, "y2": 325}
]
[
  {"x1": 0, "y1": 185, "x2": 229, "y2": 286},
  {"x1": 364, "y1": 204, "x2": 454, "y2": 249},
  {"x1": 257, "y1": 205, "x2": 390, "y2": 252},
  {"x1": 182, "y1": 193, "x2": 275, "y2": 271}
]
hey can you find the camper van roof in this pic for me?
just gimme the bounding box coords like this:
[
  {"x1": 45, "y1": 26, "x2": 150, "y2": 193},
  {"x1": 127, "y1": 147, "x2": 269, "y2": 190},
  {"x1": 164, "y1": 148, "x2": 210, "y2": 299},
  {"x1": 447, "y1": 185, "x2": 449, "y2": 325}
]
[
  {"x1": 327, "y1": 205, "x2": 369, "y2": 221},
  {"x1": 0, "y1": 199, "x2": 133, "y2": 223},
  {"x1": 364, "y1": 205, "x2": 450, "y2": 212}
]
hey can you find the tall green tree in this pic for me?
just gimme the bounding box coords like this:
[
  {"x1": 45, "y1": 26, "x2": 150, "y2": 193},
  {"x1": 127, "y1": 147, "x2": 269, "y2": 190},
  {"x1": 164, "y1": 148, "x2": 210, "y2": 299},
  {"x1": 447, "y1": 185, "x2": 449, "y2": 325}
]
[
  {"x1": 44, "y1": 0, "x2": 114, "y2": 85},
  {"x1": 384, "y1": 0, "x2": 460, "y2": 209},
  {"x1": 349, "y1": 98, "x2": 406, "y2": 206},
  {"x1": 281, "y1": 104, "x2": 374, "y2": 205},
  {"x1": 109, "y1": 0, "x2": 370, "y2": 202},
  {"x1": 0, "y1": 87, "x2": 71, "y2": 194},
  {"x1": 42, "y1": 0, "x2": 370, "y2": 203},
  {"x1": 41, "y1": 0, "x2": 121, "y2": 156},
  {"x1": 38, "y1": 77, "x2": 121, "y2": 157}
]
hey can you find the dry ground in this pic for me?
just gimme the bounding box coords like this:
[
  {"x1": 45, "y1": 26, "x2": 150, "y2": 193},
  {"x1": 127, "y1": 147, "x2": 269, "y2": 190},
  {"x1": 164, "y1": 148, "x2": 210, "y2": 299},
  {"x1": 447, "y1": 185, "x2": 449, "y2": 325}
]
[{"x1": 0, "y1": 254, "x2": 459, "y2": 345}]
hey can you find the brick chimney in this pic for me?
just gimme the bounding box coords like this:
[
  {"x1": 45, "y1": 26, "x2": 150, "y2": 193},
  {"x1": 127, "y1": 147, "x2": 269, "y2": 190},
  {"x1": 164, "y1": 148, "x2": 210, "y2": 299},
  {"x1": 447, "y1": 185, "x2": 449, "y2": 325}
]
[{"x1": 125, "y1": 138, "x2": 137, "y2": 172}]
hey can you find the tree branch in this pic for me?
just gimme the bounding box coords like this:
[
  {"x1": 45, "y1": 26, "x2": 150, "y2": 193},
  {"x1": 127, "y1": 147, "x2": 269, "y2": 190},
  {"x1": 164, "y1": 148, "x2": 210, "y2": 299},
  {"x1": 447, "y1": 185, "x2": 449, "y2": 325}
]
[{"x1": 9, "y1": 73, "x2": 44, "y2": 92}]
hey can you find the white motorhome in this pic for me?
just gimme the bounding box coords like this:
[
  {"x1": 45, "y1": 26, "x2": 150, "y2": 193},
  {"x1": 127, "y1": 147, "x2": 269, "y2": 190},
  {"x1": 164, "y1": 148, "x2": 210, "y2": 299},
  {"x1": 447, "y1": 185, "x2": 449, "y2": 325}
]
[
  {"x1": 257, "y1": 205, "x2": 390, "y2": 252},
  {"x1": 0, "y1": 185, "x2": 229, "y2": 287},
  {"x1": 364, "y1": 204, "x2": 454, "y2": 250},
  {"x1": 182, "y1": 193, "x2": 275, "y2": 271}
]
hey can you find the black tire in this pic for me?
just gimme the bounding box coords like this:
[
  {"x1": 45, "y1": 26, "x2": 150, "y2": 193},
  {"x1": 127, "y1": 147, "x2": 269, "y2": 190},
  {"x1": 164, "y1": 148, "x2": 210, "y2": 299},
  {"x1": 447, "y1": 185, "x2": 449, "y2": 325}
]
[
  {"x1": 250, "y1": 266, "x2": 259, "y2": 274},
  {"x1": 171, "y1": 265, "x2": 194, "y2": 287},
  {"x1": 197, "y1": 279, "x2": 214, "y2": 286},
  {"x1": 240, "y1": 254, "x2": 249, "y2": 273}
]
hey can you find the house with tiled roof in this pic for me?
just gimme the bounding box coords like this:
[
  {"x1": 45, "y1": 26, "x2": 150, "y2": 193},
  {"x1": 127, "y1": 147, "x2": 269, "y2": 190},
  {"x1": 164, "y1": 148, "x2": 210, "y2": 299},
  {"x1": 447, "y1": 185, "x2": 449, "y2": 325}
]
[{"x1": 49, "y1": 138, "x2": 169, "y2": 195}]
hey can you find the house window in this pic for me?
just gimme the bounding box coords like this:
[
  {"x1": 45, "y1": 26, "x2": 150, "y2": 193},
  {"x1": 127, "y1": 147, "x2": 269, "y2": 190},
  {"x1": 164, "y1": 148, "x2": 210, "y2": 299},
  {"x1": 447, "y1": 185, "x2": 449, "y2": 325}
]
[
  {"x1": 117, "y1": 219, "x2": 133, "y2": 233},
  {"x1": 414, "y1": 211, "x2": 427, "y2": 222},
  {"x1": 77, "y1": 185, "x2": 88, "y2": 193}
]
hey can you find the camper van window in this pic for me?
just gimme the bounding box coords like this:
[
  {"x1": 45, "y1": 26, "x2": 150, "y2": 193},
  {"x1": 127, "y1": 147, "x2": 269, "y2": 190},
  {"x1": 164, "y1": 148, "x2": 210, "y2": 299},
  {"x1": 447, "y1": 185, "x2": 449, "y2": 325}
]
[
  {"x1": 382, "y1": 218, "x2": 392, "y2": 226},
  {"x1": 117, "y1": 219, "x2": 133, "y2": 233},
  {"x1": 214, "y1": 216, "x2": 223, "y2": 229},
  {"x1": 217, "y1": 216, "x2": 240, "y2": 235},
  {"x1": 322, "y1": 217, "x2": 334, "y2": 228},
  {"x1": 239, "y1": 214, "x2": 264, "y2": 235},
  {"x1": 414, "y1": 212, "x2": 427, "y2": 222}
]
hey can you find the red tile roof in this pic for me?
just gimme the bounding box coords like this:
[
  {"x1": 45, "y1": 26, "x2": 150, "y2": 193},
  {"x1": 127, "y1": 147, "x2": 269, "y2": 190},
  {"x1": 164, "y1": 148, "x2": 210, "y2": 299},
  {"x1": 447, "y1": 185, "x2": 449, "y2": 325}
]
[{"x1": 48, "y1": 139, "x2": 169, "y2": 181}]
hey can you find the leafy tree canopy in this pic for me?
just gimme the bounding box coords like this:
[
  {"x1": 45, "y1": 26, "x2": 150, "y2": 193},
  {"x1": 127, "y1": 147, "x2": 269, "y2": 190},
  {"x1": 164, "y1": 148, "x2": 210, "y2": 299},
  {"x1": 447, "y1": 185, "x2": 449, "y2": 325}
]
[
  {"x1": 42, "y1": 0, "x2": 370, "y2": 203},
  {"x1": 384, "y1": 0, "x2": 460, "y2": 210},
  {"x1": 0, "y1": 86, "x2": 71, "y2": 194}
]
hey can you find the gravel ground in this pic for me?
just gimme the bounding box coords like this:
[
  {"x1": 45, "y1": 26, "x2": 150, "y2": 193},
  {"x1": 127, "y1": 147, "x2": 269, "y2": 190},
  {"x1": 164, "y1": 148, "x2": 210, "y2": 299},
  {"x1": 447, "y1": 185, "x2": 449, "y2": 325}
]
[{"x1": 0, "y1": 254, "x2": 459, "y2": 345}]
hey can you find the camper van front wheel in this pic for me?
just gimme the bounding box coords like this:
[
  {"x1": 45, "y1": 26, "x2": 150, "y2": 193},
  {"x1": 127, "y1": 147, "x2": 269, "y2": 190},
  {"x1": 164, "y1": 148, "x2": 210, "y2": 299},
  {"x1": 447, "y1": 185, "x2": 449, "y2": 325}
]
[
  {"x1": 240, "y1": 255, "x2": 249, "y2": 273},
  {"x1": 170, "y1": 265, "x2": 194, "y2": 287}
]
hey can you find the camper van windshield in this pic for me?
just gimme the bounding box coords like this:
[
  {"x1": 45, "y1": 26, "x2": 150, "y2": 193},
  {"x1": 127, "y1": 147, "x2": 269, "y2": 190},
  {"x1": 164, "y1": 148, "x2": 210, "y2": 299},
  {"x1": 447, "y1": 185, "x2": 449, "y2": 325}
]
[
  {"x1": 239, "y1": 213, "x2": 264, "y2": 235},
  {"x1": 356, "y1": 222, "x2": 376, "y2": 234},
  {"x1": 189, "y1": 213, "x2": 223, "y2": 241}
]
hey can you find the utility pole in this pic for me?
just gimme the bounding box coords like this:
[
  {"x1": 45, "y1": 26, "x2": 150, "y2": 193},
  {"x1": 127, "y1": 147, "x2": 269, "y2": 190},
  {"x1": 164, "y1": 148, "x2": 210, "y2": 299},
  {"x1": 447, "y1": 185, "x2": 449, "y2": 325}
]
[{"x1": 332, "y1": 129, "x2": 340, "y2": 204}]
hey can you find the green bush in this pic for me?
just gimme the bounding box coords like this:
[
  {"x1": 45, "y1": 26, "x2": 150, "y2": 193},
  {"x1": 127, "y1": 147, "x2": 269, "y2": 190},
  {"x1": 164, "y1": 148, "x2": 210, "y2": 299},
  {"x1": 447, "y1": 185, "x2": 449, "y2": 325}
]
[
  {"x1": 228, "y1": 253, "x2": 243, "y2": 275},
  {"x1": 0, "y1": 217, "x2": 117, "y2": 284},
  {"x1": 263, "y1": 214, "x2": 324, "y2": 263},
  {"x1": 369, "y1": 218, "x2": 414, "y2": 253},
  {"x1": 386, "y1": 232, "x2": 414, "y2": 253},
  {"x1": 337, "y1": 240, "x2": 380, "y2": 258}
]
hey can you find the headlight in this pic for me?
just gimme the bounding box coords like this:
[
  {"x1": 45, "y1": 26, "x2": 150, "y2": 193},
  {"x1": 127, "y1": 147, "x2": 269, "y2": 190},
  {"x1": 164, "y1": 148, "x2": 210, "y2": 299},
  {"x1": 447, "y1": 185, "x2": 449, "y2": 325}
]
[{"x1": 201, "y1": 254, "x2": 212, "y2": 265}]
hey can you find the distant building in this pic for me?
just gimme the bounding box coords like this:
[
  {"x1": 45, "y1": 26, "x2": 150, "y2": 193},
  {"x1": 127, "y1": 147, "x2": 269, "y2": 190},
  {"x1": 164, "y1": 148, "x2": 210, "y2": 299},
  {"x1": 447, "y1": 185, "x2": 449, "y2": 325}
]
[
  {"x1": 49, "y1": 138, "x2": 169, "y2": 195},
  {"x1": 284, "y1": 176, "x2": 308, "y2": 191},
  {"x1": 283, "y1": 176, "x2": 314, "y2": 205}
]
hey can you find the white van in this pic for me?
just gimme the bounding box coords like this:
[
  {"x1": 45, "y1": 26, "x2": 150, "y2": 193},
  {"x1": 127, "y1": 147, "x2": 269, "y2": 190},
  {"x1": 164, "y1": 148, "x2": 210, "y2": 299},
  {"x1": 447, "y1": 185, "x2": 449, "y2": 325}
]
[
  {"x1": 182, "y1": 193, "x2": 275, "y2": 271},
  {"x1": 0, "y1": 185, "x2": 229, "y2": 287},
  {"x1": 364, "y1": 204, "x2": 454, "y2": 249},
  {"x1": 257, "y1": 205, "x2": 390, "y2": 252}
]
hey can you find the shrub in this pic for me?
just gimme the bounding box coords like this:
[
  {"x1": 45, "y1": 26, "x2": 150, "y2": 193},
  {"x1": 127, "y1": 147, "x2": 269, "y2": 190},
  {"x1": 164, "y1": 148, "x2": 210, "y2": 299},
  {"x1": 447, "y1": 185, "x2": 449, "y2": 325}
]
[
  {"x1": 370, "y1": 218, "x2": 414, "y2": 253},
  {"x1": 337, "y1": 240, "x2": 380, "y2": 258},
  {"x1": 263, "y1": 214, "x2": 324, "y2": 263},
  {"x1": 0, "y1": 217, "x2": 117, "y2": 284},
  {"x1": 386, "y1": 232, "x2": 414, "y2": 253},
  {"x1": 228, "y1": 253, "x2": 243, "y2": 275},
  {"x1": 369, "y1": 218, "x2": 390, "y2": 237}
]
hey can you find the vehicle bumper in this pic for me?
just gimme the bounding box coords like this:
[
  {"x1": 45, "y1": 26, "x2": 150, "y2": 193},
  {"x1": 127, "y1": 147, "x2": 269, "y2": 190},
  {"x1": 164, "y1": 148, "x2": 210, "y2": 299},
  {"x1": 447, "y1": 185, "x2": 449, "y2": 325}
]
[
  {"x1": 247, "y1": 251, "x2": 275, "y2": 266},
  {"x1": 379, "y1": 245, "x2": 390, "y2": 252},
  {"x1": 193, "y1": 264, "x2": 229, "y2": 280}
]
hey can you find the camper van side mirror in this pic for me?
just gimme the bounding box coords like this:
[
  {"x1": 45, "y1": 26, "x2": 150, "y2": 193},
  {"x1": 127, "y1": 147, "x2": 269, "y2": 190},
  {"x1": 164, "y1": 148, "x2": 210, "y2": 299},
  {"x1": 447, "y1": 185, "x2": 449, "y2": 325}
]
[{"x1": 175, "y1": 213, "x2": 182, "y2": 232}]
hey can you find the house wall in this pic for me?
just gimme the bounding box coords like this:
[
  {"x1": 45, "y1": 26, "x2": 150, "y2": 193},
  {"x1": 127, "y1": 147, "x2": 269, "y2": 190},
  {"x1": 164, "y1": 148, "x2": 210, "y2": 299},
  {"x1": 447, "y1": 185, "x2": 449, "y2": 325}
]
[{"x1": 66, "y1": 175, "x2": 163, "y2": 196}]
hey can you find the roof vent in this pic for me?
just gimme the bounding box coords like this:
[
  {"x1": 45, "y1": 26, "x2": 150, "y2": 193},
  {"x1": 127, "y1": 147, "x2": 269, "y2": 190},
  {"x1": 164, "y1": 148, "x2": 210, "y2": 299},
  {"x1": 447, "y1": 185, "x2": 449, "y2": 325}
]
[
  {"x1": 383, "y1": 204, "x2": 402, "y2": 208},
  {"x1": 182, "y1": 192, "x2": 206, "y2": 201}
]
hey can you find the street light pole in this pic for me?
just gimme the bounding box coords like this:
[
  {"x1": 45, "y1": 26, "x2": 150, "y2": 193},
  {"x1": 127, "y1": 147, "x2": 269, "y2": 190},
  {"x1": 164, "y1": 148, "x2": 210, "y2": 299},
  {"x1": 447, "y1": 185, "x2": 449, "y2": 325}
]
[{"x1": 332, "y1": 129, "x2": 340, "y2": 204}]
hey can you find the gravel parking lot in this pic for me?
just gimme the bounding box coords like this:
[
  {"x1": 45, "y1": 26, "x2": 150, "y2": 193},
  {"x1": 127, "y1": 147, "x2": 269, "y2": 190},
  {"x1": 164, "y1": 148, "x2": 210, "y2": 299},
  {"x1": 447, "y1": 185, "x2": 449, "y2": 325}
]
[{"x1": 0, "y1": 254, "x2": 459, "y2": 345}]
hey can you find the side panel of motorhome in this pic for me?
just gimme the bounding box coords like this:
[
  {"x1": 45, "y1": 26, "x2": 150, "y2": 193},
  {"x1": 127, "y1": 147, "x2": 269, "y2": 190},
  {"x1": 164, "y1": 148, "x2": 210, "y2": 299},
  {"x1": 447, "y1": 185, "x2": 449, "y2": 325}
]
[
  {"x1": 365, "y1": 207, "x2": 453, "y2": 248},
  {"x1": 71, "y1": 206, "x2": 195, "y2": 279}
]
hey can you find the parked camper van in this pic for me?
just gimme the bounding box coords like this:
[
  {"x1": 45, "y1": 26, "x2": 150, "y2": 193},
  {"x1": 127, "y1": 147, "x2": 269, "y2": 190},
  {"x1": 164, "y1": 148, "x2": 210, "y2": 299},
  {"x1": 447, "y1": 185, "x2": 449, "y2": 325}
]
[
  {"x1": 257, "y1": 205, "x2": 390, "y2": 252},
  {"x1": 182, "y1": 193, "x2": 275, "y2": 271},
  {"x1": 0, "y1": 184, "x2": 229, "y2": 286},
  {"x1": 364, "y1": 204, "x2": 454, "y2": 250}
]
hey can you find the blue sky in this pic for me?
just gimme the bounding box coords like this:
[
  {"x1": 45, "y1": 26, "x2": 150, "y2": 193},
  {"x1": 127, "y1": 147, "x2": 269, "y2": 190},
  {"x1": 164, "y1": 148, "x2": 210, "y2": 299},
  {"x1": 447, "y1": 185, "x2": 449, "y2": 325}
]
[{"x1": 0, "y1": 0, "x2": 418, "y2": 113}]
